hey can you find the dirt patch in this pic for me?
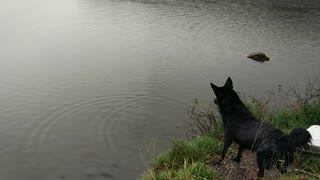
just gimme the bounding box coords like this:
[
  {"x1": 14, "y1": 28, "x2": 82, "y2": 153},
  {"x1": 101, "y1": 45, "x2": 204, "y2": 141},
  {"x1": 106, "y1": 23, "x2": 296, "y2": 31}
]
[{"x1": 208, "y1": 145, "x2": 300, "y2": 180}]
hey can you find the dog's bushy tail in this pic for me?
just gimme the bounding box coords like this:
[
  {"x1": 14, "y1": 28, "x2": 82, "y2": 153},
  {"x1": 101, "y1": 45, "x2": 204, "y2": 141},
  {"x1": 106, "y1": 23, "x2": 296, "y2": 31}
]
[{"x1": 287, "y1": 127, "x2": 312, "y2": 149}]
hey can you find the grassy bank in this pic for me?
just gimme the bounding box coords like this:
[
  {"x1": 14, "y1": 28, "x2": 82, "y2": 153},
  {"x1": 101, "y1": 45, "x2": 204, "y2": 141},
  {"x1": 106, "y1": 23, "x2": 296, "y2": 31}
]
[{"x1": 140, "y1": 81, "x2": 320, "y2": 180}]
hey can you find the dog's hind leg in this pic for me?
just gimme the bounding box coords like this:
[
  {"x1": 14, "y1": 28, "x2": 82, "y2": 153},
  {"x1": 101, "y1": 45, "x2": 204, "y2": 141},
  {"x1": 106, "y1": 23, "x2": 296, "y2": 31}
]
[
  {"x1": 276, "y1": 160, "x2": 287, "y2": 174},
  {"x1": 264, "y1": 151, "x2": 272, "y2": 170},
  {"x1": 256, "y1": 151, "x2": 265, "y2": 177},
  {"x1": 232, "y1": 145, "x2": 244, "y2": 162},
  {"x1": 265, "y1": 160, "x2": 272, "y2": 170}
]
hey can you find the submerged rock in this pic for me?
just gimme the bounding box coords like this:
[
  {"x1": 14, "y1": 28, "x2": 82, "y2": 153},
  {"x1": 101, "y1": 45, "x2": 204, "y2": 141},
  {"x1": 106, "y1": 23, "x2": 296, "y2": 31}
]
[{"x1": 247, "y1": 52, "x2": 269, "y2": 62}]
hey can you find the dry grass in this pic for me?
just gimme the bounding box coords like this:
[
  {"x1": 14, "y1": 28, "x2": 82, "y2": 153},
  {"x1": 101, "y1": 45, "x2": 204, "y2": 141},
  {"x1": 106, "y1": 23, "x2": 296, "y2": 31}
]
[{"x1": 185, "y1": 98, "x2": 219, "y2": 139}]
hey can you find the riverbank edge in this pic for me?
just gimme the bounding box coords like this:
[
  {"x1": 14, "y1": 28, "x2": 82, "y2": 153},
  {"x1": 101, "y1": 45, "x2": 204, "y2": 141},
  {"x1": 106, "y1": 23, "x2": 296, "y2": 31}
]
[{"x1": 139, "y1": 94, "x2": 320, "y2": 179}]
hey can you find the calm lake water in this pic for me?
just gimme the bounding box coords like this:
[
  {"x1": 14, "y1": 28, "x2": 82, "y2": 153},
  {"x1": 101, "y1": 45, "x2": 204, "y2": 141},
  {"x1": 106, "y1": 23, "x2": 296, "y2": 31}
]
[{"x1": 0, "y1": 0, "x2": 320, "y2": 179}]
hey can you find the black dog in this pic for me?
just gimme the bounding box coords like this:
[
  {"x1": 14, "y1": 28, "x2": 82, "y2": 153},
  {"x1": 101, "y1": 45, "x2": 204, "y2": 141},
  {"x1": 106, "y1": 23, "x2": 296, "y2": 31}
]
[{"x1": 210, "y1": 77, "x2": 312, "y2": 177}]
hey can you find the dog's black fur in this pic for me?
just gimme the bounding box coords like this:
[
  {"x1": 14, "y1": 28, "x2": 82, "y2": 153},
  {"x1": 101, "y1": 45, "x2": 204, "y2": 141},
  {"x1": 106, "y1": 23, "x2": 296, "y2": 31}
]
[{"x1": 210, "y1": 77, "x2": 312, "y2": 177}]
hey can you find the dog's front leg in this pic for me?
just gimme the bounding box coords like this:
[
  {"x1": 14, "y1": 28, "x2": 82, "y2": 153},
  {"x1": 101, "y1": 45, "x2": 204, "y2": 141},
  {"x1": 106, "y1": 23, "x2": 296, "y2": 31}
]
[
  {"x1": 232, "y1": 145, "x2": 244, "y2": 162},
  {"x1": 210, "y1": 136, "x2": 232, "y2": 165},
  {"x1": 220, "y1": 136, "x2": 232, "y2": 161}
]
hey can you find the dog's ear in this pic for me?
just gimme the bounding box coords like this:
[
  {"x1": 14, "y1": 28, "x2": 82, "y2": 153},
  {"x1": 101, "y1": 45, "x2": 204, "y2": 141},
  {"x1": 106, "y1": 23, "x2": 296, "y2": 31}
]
[
  {"x1": 210, "y1": 82, "x2": 218, "y2": 93},
  {"x1": 224, "y1": 77, "x2": 233, "y2": 89}
]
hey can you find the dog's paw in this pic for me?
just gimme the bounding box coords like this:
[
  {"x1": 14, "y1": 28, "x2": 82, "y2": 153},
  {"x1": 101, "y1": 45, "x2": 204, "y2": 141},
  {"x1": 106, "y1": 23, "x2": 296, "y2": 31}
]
[
  {"x1": 280, "y1": 169, "x2": 287, "y2": 174},
  {"x1": 210, "y1": 159, "x2": 223, "y2": 165},
  {"x1": 210, "y1": 161, "x2": 221, "y2": 165},
  {"x1": 256, "y1": 172, "x2": 264, "y2": 178},
  {"x1": 232, "y1": 157, "x2": 241, "y2": 163},
  {"x1": 265, "y1": 162, "x2": 272, "y2": 170}
]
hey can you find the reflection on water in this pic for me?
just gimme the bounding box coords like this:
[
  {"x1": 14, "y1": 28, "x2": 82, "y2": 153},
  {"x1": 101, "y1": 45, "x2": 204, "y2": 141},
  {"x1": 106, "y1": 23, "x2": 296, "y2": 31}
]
[{"x1": 0, "y1": 0, "x2": 319, "y2": 179}]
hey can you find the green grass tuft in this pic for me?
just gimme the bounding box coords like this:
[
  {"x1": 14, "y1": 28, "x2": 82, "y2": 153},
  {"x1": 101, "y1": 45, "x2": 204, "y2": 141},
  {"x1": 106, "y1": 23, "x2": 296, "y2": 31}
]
[
  {"x1": 141, "y1": 161, "x2": 221, "y2": 180},
  {"x1": 208, "y1": 120, "x2": 223, "y2": 140},
  {"x1": 269, "y1": 102, "x2": 320, "y2": 130},
  {"x1": 140, "y1": 136, "x2": 221, "y2": 180},
  {"x1": 173, "y1": 136, "x2": 220, "y2": 163},
  {"x1": 294, "y1": 152, "x2": 320, "y2": 174},
  {"x1": 151, "y1": 136, "x2": 221, "y2": 171}
]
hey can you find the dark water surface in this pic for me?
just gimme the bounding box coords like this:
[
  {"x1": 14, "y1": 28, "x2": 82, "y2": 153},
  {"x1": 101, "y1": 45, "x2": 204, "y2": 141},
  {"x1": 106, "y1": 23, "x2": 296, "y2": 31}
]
[{"x1": 0, "y1": 0, "x2": 320, "y2": 179}]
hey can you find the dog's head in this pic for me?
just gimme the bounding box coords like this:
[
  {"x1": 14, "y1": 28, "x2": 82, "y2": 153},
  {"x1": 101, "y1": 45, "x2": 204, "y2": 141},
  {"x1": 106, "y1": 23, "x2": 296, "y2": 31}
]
[{"x1": 210, "y1": 77, "x2": 235, "y2": 106}]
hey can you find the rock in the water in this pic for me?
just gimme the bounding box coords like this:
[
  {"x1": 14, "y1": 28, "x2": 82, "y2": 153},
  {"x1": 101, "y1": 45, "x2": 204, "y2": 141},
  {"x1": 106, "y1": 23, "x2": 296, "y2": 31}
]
[{"x1": 247, "y1": 52, "x2": 269, "y2": 62}]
